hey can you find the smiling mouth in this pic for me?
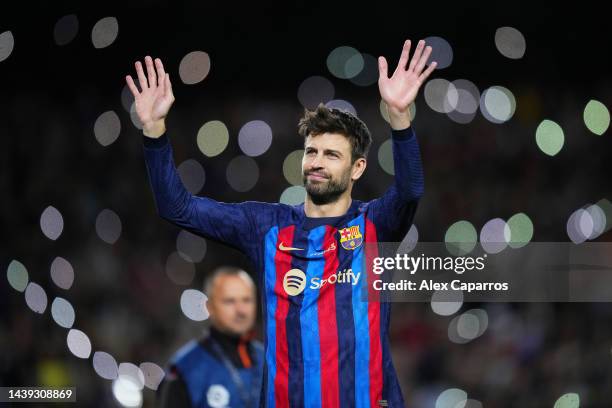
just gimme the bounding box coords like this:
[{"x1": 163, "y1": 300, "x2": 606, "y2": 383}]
[{"x1": 307, "y1": 173, "x2": 328, "y2": 181}]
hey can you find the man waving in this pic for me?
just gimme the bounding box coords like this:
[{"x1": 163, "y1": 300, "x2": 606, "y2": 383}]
[{"x1": 126, "y1": 39, "x2": 436, "y2": 407}]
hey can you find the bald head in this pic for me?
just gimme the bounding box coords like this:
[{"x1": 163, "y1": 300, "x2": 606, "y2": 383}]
[{"x1": 205, "y1": 267, "x2": 255, "y2": 299}]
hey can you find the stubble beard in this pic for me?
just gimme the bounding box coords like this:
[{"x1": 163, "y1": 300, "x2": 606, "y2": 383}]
[{"x1": 303, "y1": 168, "x2": 352, "y2": 206}]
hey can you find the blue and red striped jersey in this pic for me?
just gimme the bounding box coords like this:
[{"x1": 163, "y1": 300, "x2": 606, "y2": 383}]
[{"x1": 143, "y1": 126, "x2": 423, "y2": 408}]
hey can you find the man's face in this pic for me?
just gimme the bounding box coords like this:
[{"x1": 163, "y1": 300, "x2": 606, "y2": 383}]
[
  {"x1": 302, "y1": 132, "x2": 355, "y2": 205},
  {"x1": 208, "y1": 274, "x2": 256, "y2": 337}
]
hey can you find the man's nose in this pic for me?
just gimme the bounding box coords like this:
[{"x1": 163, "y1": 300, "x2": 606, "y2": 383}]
[
  {"x1": 235, "y1": 303, "x2": 249, "y2": 316},
  {"x1": 309, "y1": 153, "x2": 324, "y2": 169}
]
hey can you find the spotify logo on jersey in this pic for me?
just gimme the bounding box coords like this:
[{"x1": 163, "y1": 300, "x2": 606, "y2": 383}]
[{"x1": 283, "y1": 269, "x2": 306, "y2": 296}]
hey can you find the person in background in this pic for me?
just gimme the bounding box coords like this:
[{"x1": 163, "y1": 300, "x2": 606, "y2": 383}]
[{"x1": 156, "y1": 266, "x2": 263, "y2": 408}]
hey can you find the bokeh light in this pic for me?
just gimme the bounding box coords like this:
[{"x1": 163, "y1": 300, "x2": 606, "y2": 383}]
[
  {"x1": 53, "y1": 14, "x2": 79, "y2": 46},
  {"x1": 178, "y1": 159, "x2": 206, "y2": 194},
  {"x1": 430, "y1": 289, "x2": 463, "y2": 316},
  {"x1": 7, "y1": 260, "x2": 28, "y2": 292},
  {"x1": 447, "y1": 79, "x2": 479, "y2": 124},
  {"x1": 25, "y1": 282, "x2": 48, "y2": 314},
  {"x1": 325, "y1": 99, "x2": 357, "y2": 116},
  {"x1": 180, "y1": 289, "x2": 209, "y2": 321},
  {"x1": 238, "y1": 120, "x2": 273, "y2": 157},
  {"x1": 467, "y1": 309, "x2": 489, "y2": 338},
  {"x1": 297, "y1": 76, "x2": 335, "y2": 109},
  {"x1": 349, "y1": 53, "x2": 379, "y2": 86},
  {"x1": 480, "y1": 86, "x2": 516, "y2": 123},
  {"x1": 327, "y1": 46, "x2": 363, "y2": 79},
  {"x1": 554, "y1": 393, "x2": 580, "y2": 408},
  {"x1": 378, "y1": 138, "x2": 394, "y2": 175},
  {"x1": 91, "y1": 17, "x2": 118, "y2": 49},
  {"x1": 226, "y1": 156, "x2": 259, "y2": 192},
  {"x1": 179, "y1": 51, "x2": 211, "y2": 85},
  {"x1": 40, "y1": 205, "x2": 64, "y2": 240},
  {"x1": 566, "y1": 209, "x2": 584, "y2": 244},
  {"x1": 424, "y1": 78, "x2": 458, "y2": 113},
  {"x1": 447, "y1": 313, "x2": 470, "y2": 345},
  {"x1": 176, "y1": 230, "x2": 207, "y2": 263},
  {"x1": 452, "y1": 80, "x2": 480, "y2": 113},
  {"x1": 536, "y1": 119, "x2": 564, "y2": 156},
  {"x1": 93, "y1": 351, "x2": 119, "y2": 380},
  {"x1": 197, "y1": 120, "x2": 229, "y2": 157},
  {"x1": 139, "y1": 362, "x2": 165, "y2": 390},
  {"x1": 455, "y1": 309, "x2": 488, "y2": 341},
  {"x1": 435, "y1": 388, "x2": 467, "y2": 408},
  {"x1": 129, "y1": 102, "x2": 143, "y2": 130},
  {"x1": 67, "y1": 329, "x2": 92, "y2": 359},
  {"x1": 166, "y1": 252, "x2": 196, "y2": 285},
  {"x1": 279, "y1": 185, "x2": 306, "y2": 205},
  {"x1": 121, "y1": 84, "x2": 134, "y2": 112},
  {"x1": 424, "y1": 36, "x2": 453, "y2": 69},
  {"x1": 479, "y1": 218, "x2": 509, "y2": 254},
  {"x1": 96, "y1": 209, "x2": 122, "y2": 244},
  {"x1": 505, "y1": 212, "x2": 534, "y2": 248},
  {"x1": 282, "y1": 150, "x2": 304, "y2": 186},
  {"x1": 118, "y1": 363, "x2": 145, "y2": 390},
  {"x1": 566, "y1": 208, "x2": 594, "y2": 244},
  {"x1": 456, "y1": 312, "x2": 480, "y2": 340},
  {"x1": 397, "y1": 224, "x2": 419, "y2": 254},
  {"x1": 567, "y1": 204, "x2": 606, "y2": 243},
  {"x1": 495, "y1": 27, "x2": 526, "y2": 59},
  {"x1": 585, "y1": 204, "x2": 606, "y2": 239},
  {"x1": 50, "y1": 256, "x2": 74, "y2": 290},
  {"x1": 583, "y1": 99, "x2": 610, "y2": 135},
  {"x1": 112, "y1": 375, "x2": 143, "y2": 408},
  {"x1": 94, "y1": 110, "x2": 121, "y2": 147},
  {"x1": 445, "y1": 220, "x2": 477, "y2": 256},
  {"x1": 345, "y1": 52, "x2": 365, "y2": 79},
  {"x1": 113, "y1": 364, "x2": 145, "y2": 407},
  {"x1": 0, "y1": 31, "x2": 15, "y2": 62},
  {"x1": 51, "y1": 297, "x2": 76, "y2": 329}
]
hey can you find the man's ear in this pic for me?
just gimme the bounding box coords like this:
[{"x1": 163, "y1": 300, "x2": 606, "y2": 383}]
[{"x1": 351, "y1": 158, "x2": 367, "y2": 181}]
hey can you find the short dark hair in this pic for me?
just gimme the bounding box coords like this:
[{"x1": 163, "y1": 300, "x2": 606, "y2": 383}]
[{"x1": 298, "y1": 104, "x2": 372, "y2": 162}]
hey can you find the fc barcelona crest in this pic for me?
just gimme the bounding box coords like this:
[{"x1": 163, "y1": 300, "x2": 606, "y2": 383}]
[{"x1": 339, "y1": 226, "x2": 363, "y2": 250}]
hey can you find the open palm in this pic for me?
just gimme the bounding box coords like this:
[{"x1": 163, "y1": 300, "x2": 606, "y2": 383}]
[
  {"x1": 378, "y1": 40, "x2": 437, "y2": 115},
  {"x1": 125, "y1": 56, "x2": 175, "y2": 130}
]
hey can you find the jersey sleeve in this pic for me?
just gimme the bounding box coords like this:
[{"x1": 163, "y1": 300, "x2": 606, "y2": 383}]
[
  {"x1": 368, "y1": 126, "x2": 424, "y2": 241},
  {"x1": 142, "y1": 134, "x2": 257, "y2": 254}
]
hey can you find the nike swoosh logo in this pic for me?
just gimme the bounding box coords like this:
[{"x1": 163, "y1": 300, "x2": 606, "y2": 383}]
[{"x1": 278, "y1": 242, "x2": 304, "y2": 251}]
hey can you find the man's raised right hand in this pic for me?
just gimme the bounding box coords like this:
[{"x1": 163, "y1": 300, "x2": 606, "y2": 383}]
[{"x1": 125, "y1": 56, "x2": 175, "y2": 138}]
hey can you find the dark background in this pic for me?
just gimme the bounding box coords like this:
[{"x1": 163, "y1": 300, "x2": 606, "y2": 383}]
[{"x1": 1, "y1": 1, "x2": 612, "y2": 407}]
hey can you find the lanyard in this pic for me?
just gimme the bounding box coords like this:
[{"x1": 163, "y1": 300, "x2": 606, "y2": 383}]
[{"x1": 209, "y1": 338, "x2": 261, "y2": 407}]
